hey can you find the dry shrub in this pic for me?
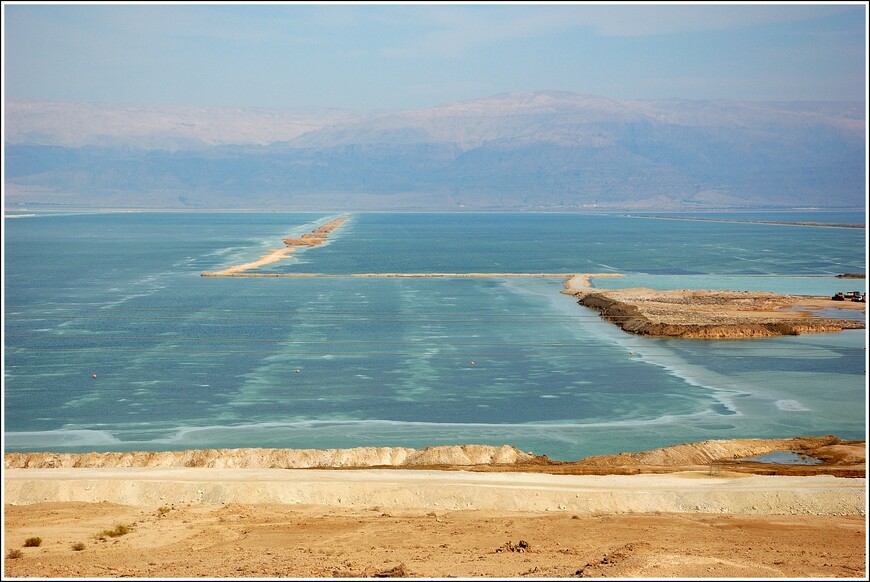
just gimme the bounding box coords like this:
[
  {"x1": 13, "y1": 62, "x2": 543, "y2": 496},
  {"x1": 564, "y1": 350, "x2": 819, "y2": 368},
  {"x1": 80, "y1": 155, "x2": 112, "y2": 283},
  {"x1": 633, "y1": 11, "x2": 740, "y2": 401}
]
[
  {"x1": 97, "y1": 523, "x2": 133, "y2": 539},
  {"x1": 23, "y1": 537, "x2": 42, "y2": 547}
]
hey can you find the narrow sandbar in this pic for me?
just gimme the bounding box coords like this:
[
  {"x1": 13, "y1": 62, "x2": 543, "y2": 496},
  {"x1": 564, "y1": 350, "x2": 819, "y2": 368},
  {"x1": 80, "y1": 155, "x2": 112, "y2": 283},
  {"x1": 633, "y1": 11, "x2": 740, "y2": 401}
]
[
  {"x1": 201, "y1": 216, "x2": 347, "y2": 276},
  {"x1": 202, "y1": 246, "x2": 296, "y2": 276}
]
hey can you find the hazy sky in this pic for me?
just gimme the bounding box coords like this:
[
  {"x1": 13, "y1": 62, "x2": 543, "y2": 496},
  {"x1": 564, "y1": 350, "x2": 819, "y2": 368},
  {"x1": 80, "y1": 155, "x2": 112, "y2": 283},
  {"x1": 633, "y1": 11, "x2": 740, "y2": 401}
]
[{"x1": 2, "y1": 2, "x2": 867, "y2": 110}]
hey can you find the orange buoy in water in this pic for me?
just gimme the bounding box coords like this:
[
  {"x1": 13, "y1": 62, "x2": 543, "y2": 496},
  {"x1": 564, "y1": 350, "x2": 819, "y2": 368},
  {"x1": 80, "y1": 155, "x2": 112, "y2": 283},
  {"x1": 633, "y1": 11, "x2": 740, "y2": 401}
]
[{"x1": 91, "y1": 374, "x2": 97, "y2": 379}]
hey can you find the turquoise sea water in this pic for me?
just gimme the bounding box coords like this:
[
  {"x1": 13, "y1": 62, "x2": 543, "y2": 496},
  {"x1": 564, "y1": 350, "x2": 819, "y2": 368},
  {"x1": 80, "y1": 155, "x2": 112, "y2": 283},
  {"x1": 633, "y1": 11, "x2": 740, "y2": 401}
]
[{"x1": 3, "y1": 212, "x2": 867, "y2": 460}]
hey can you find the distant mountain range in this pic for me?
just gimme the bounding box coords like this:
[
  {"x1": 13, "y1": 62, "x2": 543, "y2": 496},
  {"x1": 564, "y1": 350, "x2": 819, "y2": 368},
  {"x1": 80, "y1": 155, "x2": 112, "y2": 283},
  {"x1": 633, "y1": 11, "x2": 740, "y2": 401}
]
[{"x1": 4, "y1": 91, "x2": 865, "y2": 211}]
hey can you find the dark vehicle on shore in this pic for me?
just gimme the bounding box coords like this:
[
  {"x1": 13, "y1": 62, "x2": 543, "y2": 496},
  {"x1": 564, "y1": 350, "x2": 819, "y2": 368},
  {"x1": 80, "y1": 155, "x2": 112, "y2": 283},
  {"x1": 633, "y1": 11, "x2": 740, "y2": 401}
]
[{"x1": 832, "y1": 291, "x2": 866, "y2": 302}]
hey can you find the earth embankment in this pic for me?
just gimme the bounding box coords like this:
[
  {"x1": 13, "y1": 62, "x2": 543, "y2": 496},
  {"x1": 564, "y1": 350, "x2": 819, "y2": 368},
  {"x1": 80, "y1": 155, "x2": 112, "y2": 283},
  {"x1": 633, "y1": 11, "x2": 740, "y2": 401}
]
[
  {"x1": 4, "y1": 444, "x2": 535, "y2": 470},
  {"x1": 564, "y1": 283, "x2": 865, "y2": 339},
  {"x1": 6, "y1": 436, "x2": 863, "y2": 477}
]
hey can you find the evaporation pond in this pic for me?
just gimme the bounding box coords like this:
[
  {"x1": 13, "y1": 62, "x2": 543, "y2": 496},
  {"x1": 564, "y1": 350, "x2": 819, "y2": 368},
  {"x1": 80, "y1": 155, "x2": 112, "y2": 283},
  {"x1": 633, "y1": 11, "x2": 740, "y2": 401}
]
[{"x1": 741, "y1": 451, "x2": 822, "y2": 465}]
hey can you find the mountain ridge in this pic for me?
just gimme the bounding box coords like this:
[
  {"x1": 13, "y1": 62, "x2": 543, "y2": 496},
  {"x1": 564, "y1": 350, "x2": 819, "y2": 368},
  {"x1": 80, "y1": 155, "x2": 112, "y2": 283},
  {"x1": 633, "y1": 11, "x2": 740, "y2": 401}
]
[{"x1": 4, "y1": 91, "x2": 865, "y2": 211}]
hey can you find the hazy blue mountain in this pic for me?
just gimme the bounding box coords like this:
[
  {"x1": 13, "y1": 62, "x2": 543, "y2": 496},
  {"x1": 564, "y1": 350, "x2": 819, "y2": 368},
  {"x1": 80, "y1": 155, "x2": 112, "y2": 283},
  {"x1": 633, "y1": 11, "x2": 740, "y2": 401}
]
[{"x1": 4, "y1": 92, "x2": 865, "y2": 210}]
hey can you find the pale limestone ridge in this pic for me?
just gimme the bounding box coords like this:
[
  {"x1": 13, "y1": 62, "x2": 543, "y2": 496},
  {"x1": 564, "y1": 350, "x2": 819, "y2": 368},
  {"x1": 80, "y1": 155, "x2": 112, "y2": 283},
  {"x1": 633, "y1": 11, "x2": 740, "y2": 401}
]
[{"x1": 4, "y1": 444, "x2": 535, "y2": 470}]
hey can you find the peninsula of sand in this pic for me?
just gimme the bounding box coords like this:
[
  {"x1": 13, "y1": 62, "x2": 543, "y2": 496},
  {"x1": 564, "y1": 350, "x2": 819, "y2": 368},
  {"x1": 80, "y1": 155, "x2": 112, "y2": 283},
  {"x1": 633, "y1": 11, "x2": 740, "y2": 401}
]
[
  {"x1": 563, "y1": 274, "x2": 865, "y2": 339},
  {"x1": 201, "y1": 216, "x2": 347, "y2": 276}
]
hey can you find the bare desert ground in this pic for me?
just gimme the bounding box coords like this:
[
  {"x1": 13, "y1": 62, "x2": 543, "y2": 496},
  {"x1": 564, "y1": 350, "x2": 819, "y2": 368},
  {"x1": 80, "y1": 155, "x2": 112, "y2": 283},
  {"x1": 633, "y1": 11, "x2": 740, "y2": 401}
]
[
  {"x1": 3, "y1": 438, "x2": 867, "y2": 579},
  {"x1": 4, "y1": 501, "x2": 866, "y2": 579}
]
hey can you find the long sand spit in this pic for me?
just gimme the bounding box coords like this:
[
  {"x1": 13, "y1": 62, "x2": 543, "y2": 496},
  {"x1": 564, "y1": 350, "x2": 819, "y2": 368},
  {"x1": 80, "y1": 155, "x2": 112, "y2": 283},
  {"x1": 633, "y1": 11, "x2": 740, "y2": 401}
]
[{"x1": 202, "y1": 216, "x2": 347, "y2": 276}]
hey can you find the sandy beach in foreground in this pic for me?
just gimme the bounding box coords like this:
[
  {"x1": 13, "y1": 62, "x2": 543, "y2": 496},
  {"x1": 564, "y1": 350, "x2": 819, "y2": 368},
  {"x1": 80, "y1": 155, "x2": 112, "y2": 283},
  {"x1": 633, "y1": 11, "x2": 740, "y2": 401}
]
[{"x1": 4, "y1": 438, "x2": 867, "y2": 578}]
